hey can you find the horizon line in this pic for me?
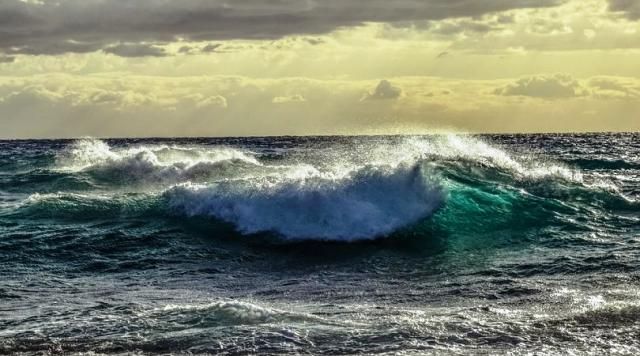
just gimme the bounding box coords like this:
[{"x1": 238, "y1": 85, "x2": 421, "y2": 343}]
[{"x1": 0, "y1": 130, "x2": 638, "y2": 141}]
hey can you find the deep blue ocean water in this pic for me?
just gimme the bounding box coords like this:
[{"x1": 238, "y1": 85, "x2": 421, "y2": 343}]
[{"x1": 0, "y1": 133, "x2": 639, "y2": 355}]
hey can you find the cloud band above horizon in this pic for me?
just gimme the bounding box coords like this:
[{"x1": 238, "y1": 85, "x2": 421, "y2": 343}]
[{"x1": 1, "y1": 0, "x2": 567, "y2": 56}]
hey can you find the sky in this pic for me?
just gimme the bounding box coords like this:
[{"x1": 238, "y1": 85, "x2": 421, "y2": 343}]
[{"x1": 0, "y1": 0, "x2": 639, "y2": 138}]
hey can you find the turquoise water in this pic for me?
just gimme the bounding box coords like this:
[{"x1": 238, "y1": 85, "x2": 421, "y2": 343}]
[{"x1": 1, "y1": 133, "x2": 639, "y2": 354}]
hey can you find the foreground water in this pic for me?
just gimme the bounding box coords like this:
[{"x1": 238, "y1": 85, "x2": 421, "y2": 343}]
[{"x1": 0, "y1": 133, "x2": 639, "y2": 355}]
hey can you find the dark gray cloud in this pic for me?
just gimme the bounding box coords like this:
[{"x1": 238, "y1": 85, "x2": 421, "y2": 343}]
[
  {"x1": 365, "y1": 80, "x2": 402, "y2": 100},
  {"x1": 178, "y1": 46, "x2": 195, "y2": 54},
  {"x1": 201, "y1": 44, "x2": 222, "y2": 53},
  {"x1": 0, "y1": 0, "x2": 564, "y2": 56},
  {"x1": 608, "y1": 0, "x2": 640, "y2": 20},
  {"x1": 177, "y1": 43, "x2": 225, "y2": 55},
  {"x1": 4, "y1": 41, "x2": 103, "y2": 56},
  {"x1": 429, "y1": 20, "x2": 502, "y2": 36},
  {"x1": 103, "y1": 43, "x2": 167, "y2": 57}
]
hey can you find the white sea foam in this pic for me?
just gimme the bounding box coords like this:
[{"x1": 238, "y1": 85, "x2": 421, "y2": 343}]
[
  {"x1": 165, "y1": 163, "x2": 444, "y2": 241},
  {"x1": 159, "y1": 300, "x2": 281, "y2": 324},
  {"x1": 57, "y1": 138, "x2": 264, "y2": 184},
  {"x1": 152, "y1": 300, "x2": 331, "y2": 326}
]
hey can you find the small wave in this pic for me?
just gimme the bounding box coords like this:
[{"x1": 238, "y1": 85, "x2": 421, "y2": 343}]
[
  {"x1": 367, "y1": 135, "x2": 583, "y2": 183},
  {"x1": 16, "y1": 191, "x2": 160, "y2": 219},
  {"x1": 409, "y1": 136, "x2": 634, "y2": 208},
  {"x1": 566, "y1": 158, "x2": 640, "y2": 171},
  {"x1": 56, "y1": 138, "x2": 263, "y2": 185},
  {"x1": 152, "y1": 300, "x2": 325, "y2": 327}
]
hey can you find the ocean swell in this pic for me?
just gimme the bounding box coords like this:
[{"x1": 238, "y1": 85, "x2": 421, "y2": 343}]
[{"x1": 5, "y1": 135, "x2": 635, "y2": 242}]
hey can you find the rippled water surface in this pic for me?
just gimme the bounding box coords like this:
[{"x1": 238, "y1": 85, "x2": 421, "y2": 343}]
[{"x1": 1, "y1": 133, "x2": 639, "y2": 354}]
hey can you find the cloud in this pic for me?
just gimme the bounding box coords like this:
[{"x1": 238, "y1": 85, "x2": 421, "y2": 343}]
[
  {"x1": 365, "y1": 80, "x2": 403, "y2": 100},
  {"x1": 0, "y1": 0, "x2": 564, "y2": 56},
  {"x1": 5, "y1": 41, "x2": 103, "y2": 56},
  {"x1": 304, "y1": 38, "x2": 325, "y2": 46},
  {"x1": 429, "y1": 20, "x2": 502, "y2": 36},
  {"x1": 178, "y1": 46, "x2": 195, "y2": 54},
  {"x1": 272, "y1": 94, "x2": 307, "y2": 104},
  {"x1": 0, "y1": 56, "x2": 15, "y2": 63},
  {"x1": 588, "y1": 76, "x2": 640, "y2": 99},
  {"x1": 1, "y1": 74, "x2": 640, "y2": 138},
  {"x1": 177, "y1": 43, "x2": 229, "y2": 55},
  {"x1": 194, "y1": 95, "x2": 228, "y2": 109},
  {"x1": 496, "y1": 75, "x2": 640, "y2": 101},
  {"x1": 608, "y1": 0, "x2": 640, "y2": 20},
  {"x1": 103, "y1": 43, "x2": 167, "y2": 58},
  {"x1": 201, "y1": 44, "x2": 222, "y2": 53},
  {"x1": 494, "y1": 74, "x2": 585, "y2": 99},
  {"x1": 0, "y1": 76, "x2": 233, "y2": 123}
]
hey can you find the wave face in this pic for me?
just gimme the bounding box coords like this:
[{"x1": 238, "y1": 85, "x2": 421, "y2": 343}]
[
  {"x1": 1, "y1": 133, "x2": 640, "y2": 355},
  {"x1": 166, "y1": 163, "x2": 443, "y2": 240}
]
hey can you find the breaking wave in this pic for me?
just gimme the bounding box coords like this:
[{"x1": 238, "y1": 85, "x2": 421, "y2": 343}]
[
  {"x1": 5, "y1": 135, "x2": 635, "y2": 241},
  {"x1": 165, "y1": 163, "x2": 444, "y2": 241},
  {"x1": 56, "y1": 138, "x2": 264, "y2": 185}
]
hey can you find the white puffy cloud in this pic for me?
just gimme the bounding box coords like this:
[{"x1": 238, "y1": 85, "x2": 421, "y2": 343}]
[
  {"x1": 272, "y1": 94, "x2": 306, "y2": 104},
  {"x1": 193, "y1": 95, "x2": 228, "y2": 109},
  {"x1": 494, "y1": 74, "x2": 585, "y2": 98}
]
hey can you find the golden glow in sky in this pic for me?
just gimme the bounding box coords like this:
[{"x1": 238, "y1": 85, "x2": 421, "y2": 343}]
[{"x1": 0, "y1": 0, "x2": 639, "y2": 138}]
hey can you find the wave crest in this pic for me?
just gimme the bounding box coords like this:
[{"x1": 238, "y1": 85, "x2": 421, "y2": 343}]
[{"x1": 57, "y1": 138, "x2": 262, "y2": 185}]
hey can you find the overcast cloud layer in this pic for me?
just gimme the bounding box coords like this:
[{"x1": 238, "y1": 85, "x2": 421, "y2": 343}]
[{"x1": 0, "y1": 0, "x2": 567, "y2": 56}]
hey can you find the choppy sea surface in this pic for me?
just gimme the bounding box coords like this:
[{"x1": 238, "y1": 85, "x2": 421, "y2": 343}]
[{"x1": 0, "y1": 133, "x2": 639, "y2": 355}]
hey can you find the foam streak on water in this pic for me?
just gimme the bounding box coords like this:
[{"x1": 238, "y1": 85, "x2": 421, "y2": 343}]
[{"x1": 1, "y1": 133, "x2": 639, "y2": 355}]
